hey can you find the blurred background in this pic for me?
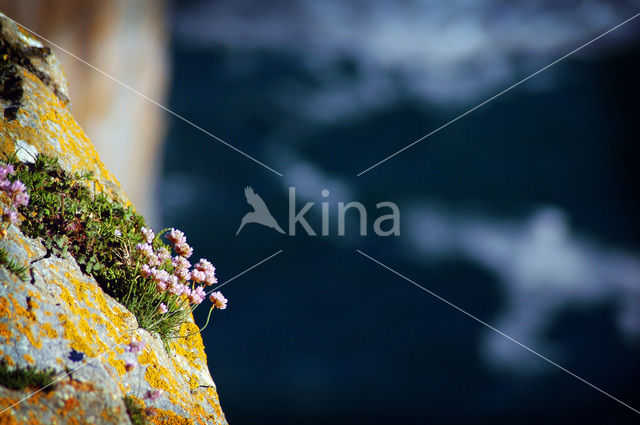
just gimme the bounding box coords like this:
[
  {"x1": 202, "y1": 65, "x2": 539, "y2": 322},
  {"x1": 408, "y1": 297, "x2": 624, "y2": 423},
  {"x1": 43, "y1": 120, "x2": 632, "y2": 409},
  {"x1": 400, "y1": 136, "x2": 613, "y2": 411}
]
[{"x1": 3, "y1": 0, "x2": 640, "y2": 424}]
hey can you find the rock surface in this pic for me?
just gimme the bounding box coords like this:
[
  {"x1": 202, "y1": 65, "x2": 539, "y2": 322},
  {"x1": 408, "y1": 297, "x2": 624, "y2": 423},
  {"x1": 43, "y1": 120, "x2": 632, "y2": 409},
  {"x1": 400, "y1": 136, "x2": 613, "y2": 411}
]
[{"x1": 0, "y1": 13, "x2": 226, "y2": 425}]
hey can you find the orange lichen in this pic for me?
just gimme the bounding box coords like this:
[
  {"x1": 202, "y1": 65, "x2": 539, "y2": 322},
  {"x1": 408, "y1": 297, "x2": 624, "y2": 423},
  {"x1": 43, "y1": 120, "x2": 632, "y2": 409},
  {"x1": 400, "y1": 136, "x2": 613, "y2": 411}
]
[
  {"x1": 0, "y1": 411, "x2": 18, "y2": 425},
  {"x1": 0, "y1": 298, "x2": 9, "y2": 319},
  {"x1": 22, "y1": 354, "x2": 35, "y2": 365},
  {"x1": 2, "y1": 355, "x2": 14, "y2": 366},
  {"x1": 39, "y1": 323, "x2": 57, "y2": 339},
  {"x1": 62, "y1": 379, "x2": 95, "y2": 392},
  {"x1": 25, "y1": 411, "x2": 40, "y2": 425},
  {"x1": 59, "y1": 397, "x2": 81, "y2": 416},
  {"x1": 0, "y1": 323, "x2": 11, "y2": 341}
]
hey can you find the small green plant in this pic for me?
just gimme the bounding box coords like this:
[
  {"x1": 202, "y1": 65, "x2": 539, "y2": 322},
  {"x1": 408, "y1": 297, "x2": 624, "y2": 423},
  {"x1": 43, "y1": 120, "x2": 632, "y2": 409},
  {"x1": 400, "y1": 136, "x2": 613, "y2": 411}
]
[
  {"x1": 5, "y1": 154, "x2": 227, "y2": 344},
  {"x1": 0, "y1": 246, "x2": 29, "y2": 280},
  {"x1": 123, "y1": 395, "x2": 151, "y2": 425},
  {"x1": 0, "y1": 361, "x2": 57, "y2": 392}
]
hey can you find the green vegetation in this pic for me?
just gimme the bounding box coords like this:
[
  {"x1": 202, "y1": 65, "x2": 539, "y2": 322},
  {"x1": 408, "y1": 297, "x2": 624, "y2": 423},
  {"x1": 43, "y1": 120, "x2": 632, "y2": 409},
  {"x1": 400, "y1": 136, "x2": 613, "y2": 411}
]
[
  {"x1": 123, "y1": 395, "x2": 151, "y2": 425},
  {"x1": 0, "y1": 246, "x2": 28, "y2": 281},
  {"x1": 0, "y1": 362, "x2": 57, "y2": 392},
  {"x1": 9, "y1": 154, "x2": 190, "y2": 342}
]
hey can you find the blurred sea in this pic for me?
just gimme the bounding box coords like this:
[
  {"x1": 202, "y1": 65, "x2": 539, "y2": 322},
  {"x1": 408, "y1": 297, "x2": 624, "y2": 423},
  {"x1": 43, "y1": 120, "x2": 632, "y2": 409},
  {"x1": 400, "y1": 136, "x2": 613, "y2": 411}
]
[{"x1": 159, "y1": 1, "x2": 640, "y2": 423}]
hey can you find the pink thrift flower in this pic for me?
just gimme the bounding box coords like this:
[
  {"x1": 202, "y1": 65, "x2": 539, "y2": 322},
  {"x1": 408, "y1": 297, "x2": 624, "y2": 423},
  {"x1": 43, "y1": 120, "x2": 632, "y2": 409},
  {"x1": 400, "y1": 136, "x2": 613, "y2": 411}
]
[
  {"x1": 172, "y1": 256, "x2": 191, "y2": 270},
  {"x1": 136, "y1": 243, "x2": 154, "y2": 258},
  {"x1": 174, "y1": 242, "x2": 193, "y2": 258},
  {"x1": 204, "y1": 271, "x2": 217, "y2": 286},
  {"x1": 141, "y1": 227, "x2": 155, "y2": 244},
  {"x1": 189, "y1": 286, "x2": 206, "y2": 305},
  {"x1": 167, "y1": 228, "x2": 186, "y2": 245},
  {"x1": 175, "y1": 267, "x2": 191, "y2": 282},
  {"x1": 209, "y1": 292, "x2": 228, "y2": 310},
  {"x1": 156, "y1": 247, "x2": 171, "y2": 262},
  {"x1": 2, "y1": 207, "x2": 18, "y2": 224},
  {"x1": 194, "y1": 259, "x2": 215, "y2": 273},
  {"x1": 190, "y1": 269, "x2": 206, "y2": 283},
  {"x1": 125, "y1": 338, "x2": 146, "y2": 355},
  {"x1": 146, "y1": 253, "x2": 160, "y2": 267},
  {"x1": 14, "y1": 191, "x2": 29, "y2": 207},
  {"x1": 0, "y1": 164, "x2": 14, "y2": 180},
  {"x1": 156, "y1": 280, "x2": 167, "y2": 292},
  {"x1": 168, "y1": 280, "x2": 182, "y2": 296},
  {"x1": 9, "y1": 180, "x2": 26, "y2": 194},
  {"x1": 153, "y1": 269, "x2": 170, "y2": 284},
  {"x1": 145, "y1": 389, "x2": 163, "y2": 401},
  {"x1": 140, "y1": 264, "x2": 154, "y2": 278},
  {"x1": 158, "y1": 303, "x2": 168, "y2": 314},
  {"x1": 124, "y1": 360, "x2": 137, "y2": 372}
]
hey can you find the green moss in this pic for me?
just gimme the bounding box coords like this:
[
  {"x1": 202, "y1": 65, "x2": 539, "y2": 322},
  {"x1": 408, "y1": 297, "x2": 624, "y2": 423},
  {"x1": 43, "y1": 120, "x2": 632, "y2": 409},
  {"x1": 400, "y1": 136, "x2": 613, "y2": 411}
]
[
  {"x1": 0, "y1": 361, "x2": 56, "y2": 391},
  {"x1": 7, "y1": 154, "x2": 190, "y2": 343},
  {"x1": 123, "y1": 395, "x2": 151, "y2": 425}
]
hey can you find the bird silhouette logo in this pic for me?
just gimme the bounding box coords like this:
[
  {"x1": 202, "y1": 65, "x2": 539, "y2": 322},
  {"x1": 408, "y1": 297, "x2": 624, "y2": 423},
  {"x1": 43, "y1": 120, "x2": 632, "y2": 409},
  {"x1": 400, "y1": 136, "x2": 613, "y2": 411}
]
[{"x1": 236, "y1": 187, "x2": 285, "y2": 235}]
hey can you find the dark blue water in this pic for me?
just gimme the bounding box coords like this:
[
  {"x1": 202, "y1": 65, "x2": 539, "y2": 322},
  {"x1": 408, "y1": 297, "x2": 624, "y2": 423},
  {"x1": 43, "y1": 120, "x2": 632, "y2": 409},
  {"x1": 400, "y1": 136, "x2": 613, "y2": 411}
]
[{"x1": 159, "y1": 31, "x2": 640, "y2": 425}]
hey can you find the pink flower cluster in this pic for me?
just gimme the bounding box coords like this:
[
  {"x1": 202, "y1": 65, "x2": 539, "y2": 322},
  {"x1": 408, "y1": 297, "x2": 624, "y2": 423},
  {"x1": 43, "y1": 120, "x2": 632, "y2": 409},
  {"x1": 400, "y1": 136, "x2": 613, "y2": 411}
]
[
  {"x1": 209, "y1": 291, "x2": 228, "y2": 310},
  {"x1": 137, "y1": 227, "x2": 222, "y2": 309},
  {"x1": 0, "y1": 164, "x2": 29, "y2": 225}
]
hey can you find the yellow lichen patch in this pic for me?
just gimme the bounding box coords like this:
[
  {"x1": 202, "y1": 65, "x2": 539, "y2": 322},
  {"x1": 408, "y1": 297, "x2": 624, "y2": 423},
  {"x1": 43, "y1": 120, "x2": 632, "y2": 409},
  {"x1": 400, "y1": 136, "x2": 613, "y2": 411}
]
[
  {"x1": 106, "y1": 352, "x2": 125, "y2": 377},
  {"x1": 169, "y1": 321, "x2": 207, "y2": 371},
  {"x1": 148, "y1": 406, "x2": 196, "y2": 425},
  {"x1": 16, "y1": 238, "x2": 38, "y2": 261},
  {"x1": 22, "y1": 354, "x2": 35, "y2": 365},
  {"x1": 139, "y1": 350, "x2": 178, "y2": 397},
  {"x1": 39, "y1": 323, "x2": 58, "y2": 339},
  {"x1": 8, "y1": 294, "x2": 36, "y2": 322},
  {"x1": 26, "y1": 291, "x2": 41, "y2": 302},
  {"x1": 66, "y1": 274, "x2": 94, "y2": 308},
  {"x1": 2, "y1": 355, "x2": 14, "y2": 366},
  {"x1": 57, "y1": 313, "x2": 96, "y2": 357},
  {"x1": 7, "y1": 294, "x2": 41, "y2": 349},
  {"x1": 26, "y1": 298, "x2": 38, "y2": 312}
]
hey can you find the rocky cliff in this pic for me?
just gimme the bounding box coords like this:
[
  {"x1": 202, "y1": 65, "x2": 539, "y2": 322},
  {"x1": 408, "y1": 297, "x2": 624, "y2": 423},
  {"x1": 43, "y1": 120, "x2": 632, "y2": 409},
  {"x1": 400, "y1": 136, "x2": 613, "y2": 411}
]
[{"x1": 0, "y1": 13, "x2": 226, "y2": 425}]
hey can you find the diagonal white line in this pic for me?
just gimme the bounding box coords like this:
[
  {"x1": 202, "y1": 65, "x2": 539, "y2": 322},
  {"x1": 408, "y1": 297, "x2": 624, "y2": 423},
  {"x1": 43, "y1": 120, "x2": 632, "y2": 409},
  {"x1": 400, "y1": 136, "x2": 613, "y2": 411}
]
[
  {"x1": 357, "y1": 11, "x2": 640, "y2": 176},
  {"x1": 356, "y1": 249, "x2": 640, "y2": 415},
  {"x1": 206, "y1": 249, "x2": 283, "y2": 295},
  {"x1": 1, "y1": 14, "x2": 283, "y2": 177}
]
